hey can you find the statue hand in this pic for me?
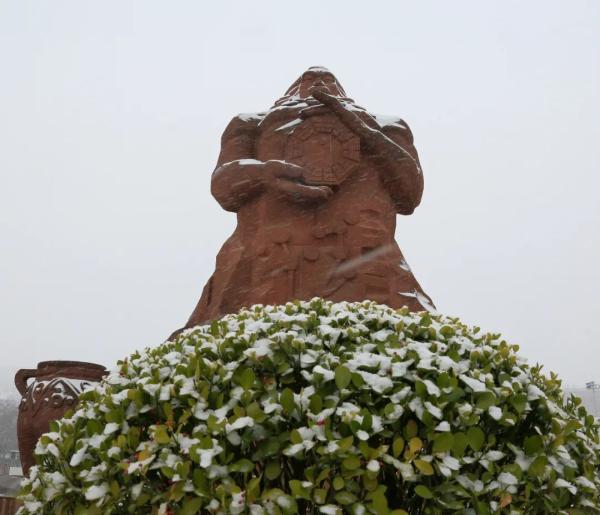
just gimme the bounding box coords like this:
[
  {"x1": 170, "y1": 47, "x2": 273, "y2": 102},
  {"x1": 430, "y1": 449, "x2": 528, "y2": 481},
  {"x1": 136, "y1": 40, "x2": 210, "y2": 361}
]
[
  {"x1": 305, "y1": 89, "x2": 382, "y2": 148},
  {"x1": 263, "y1": 160, "x2": 333, "y2": 203},
  {"x1": 307, "y1": 90, "x2": 416, "y2": 167}
]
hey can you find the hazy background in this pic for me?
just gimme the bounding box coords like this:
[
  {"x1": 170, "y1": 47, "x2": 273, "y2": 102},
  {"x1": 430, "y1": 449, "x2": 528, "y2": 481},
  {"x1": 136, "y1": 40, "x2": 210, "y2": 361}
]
[{"x1": 0, "y1": 0, "x2": 598, "y2": 393}]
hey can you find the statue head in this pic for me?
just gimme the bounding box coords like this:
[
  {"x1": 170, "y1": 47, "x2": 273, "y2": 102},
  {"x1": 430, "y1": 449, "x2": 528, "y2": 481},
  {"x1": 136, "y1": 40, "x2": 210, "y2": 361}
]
[
  {"x1": 295, "y1": 66, "x2": 346, "y2": 98},
  {"x1": 274, "y1": 66, "x2": 349, "y2": 106}
]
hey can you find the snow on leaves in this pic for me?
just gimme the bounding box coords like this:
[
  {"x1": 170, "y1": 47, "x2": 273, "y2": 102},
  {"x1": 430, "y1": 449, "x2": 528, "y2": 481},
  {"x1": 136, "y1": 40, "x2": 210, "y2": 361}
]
[{"x1": 17, "y1": 299, "x2": 600, "y2": 514}]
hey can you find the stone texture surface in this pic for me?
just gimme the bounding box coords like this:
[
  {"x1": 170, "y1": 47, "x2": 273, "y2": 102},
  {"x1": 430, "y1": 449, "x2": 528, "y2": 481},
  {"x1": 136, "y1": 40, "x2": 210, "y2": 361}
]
[
  {"x1": 178, "y1": 66, "x2": 434, "y2": 333},
  {"x1": 15, "y1": 361, "x2": 106, "y2": 475}
]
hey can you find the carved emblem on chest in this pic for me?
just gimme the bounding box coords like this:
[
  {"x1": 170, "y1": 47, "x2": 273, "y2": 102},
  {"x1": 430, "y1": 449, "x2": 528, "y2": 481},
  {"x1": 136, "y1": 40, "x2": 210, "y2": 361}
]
[{"x1": 285, "y1": 115, "x2": 360, "y2": 186}]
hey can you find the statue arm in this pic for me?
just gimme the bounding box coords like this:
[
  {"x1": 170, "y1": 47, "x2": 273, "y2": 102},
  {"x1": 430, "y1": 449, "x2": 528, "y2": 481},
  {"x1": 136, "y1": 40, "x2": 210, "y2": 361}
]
[
  {"x1": 211, "y1": 116, "x2": 333, "y2": 212},
  {"x1": 211, "y1": 116, "x2": 264, "y2": 212},
  {"x1": 308, "y1": 90, "x2": 423, "y2": 215},
  {"x1": 378, "y1": 121, "x2": 424, "y2": 215}
]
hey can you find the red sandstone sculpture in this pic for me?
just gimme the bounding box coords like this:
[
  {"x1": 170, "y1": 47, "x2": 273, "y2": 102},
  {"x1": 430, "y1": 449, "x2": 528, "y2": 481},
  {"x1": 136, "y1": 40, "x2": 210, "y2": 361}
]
[
  {"x1": 178, "y1": 67, "x2": 434, "y2": 332},
  {"x1": 15, "y1": 361, "x2": 106, "y2": 475}
]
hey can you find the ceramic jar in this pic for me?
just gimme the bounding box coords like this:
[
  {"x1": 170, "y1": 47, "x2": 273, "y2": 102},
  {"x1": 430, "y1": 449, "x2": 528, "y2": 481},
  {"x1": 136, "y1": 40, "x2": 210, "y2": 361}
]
[{"x1": 15, "y1": 361, "x2": 106, "y2": 475}]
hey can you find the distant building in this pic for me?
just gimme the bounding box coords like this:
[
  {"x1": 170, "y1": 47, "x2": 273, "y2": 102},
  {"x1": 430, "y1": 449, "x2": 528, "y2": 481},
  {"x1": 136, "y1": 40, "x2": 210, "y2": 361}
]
[
  {"x1": 0, "y1": 451, "x2": 21, "y2": 481},
  {"x1": 0, "y1": 452, "x2": 19, "y2": 470},
  {"x1": 3, "y1": 452, "x2": 18, "y2": 466},
  {"x1": 8, "y1": 467, "x2": 21, "y2": 477}
]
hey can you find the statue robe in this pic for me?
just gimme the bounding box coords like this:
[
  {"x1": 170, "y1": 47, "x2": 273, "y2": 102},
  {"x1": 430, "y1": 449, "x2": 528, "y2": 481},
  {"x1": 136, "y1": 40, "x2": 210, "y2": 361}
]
[{"x1": 184, "y1": 99, "x2": 434, "y2": 328}]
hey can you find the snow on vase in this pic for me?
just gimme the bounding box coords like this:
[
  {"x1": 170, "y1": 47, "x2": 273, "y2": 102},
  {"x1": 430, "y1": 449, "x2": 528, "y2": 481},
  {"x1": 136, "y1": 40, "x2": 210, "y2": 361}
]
[{"x1": 15, "y1": 361, "x2": 106, "y2": 475}]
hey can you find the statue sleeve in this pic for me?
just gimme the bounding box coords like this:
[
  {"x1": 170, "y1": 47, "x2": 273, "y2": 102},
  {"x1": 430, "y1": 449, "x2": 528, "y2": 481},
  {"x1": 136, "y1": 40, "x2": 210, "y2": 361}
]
[
  {"x1": 211, "y1": 115, "x2": 264, "y2": 212},
  {"x1": 380, "y1": 119, "x2": 419, "y2": 162},
  {"x1": 216, "y1": 115, "x2": 260, "y2": 166},
  {"x1": 380, "y1": 119, "x2": 424, "y2": 214}
]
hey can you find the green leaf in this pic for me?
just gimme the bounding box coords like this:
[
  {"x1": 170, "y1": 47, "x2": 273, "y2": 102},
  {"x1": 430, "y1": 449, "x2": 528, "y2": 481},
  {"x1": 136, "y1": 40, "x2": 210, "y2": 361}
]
[
  {"x1": 383, "y1": 403, "x2": 397, "y2": 418},
  {"x1": 563, "y1": 419, "x2": 582, "y2": 435},
  {"x1": 192, "y1": 469, "x2": 207, "y2": 492},
  {"x1": 246, "y1": 477, "x2": 261, "y2": 503},
  {"x1": 404, "y1": 419, "x2": 418, "y2": 439},
  {"x1": 351, "y1": 372, "x2": 365, "y2": 388},
  {"x1": 414, "y1": 459, "x2": 434, "y2": 476},
  {"x1": 127, "y1": 388, "x2": 144, "y2": 404},
  {"x1": 230, "y1": 459, "x2": 254, "y2": 473},
  {"x1": 475, "y1": 391, "x2": 496, "y2": 410},
  {"x1": 335, "y1": 491, "x2": 358, "y2": 505},
  {"x1": 415, "y1": 381, "x2": 427, "y2": 397},
  {"x1": 445, "y1": 387, "x2": 465, "y2": 403},
  {"x1": 289, "y1": 479, "x2": 311, "y2": 500},
  {"x1": 509, "y1": 393, "x2": 528, "y2": 414},
  {"x1": 343, "y1": 456, "x2": 361, "y2": 470},
  {"x1": 415, "y1": 485, "x2": 433, "y2": 499},
  {"x1": 338, "y1": 436, "x2": 354, "y2": 451},
  {"x1": 247, "y1": 401, "x2": 267, "y2": 422},
  {"x1": 466, "y1": 426, "x2": 485, "y2": 452},
  {"x1": 361, "y1": 411, "x2": 373, "y2": 431},
  {"x1": 309, "y1": 394, "x2": 323, "y2": 413},
  {"x1": 333, "y1": 476, "x2": 345, "y2": 490},
  {"x1": 408, "y1": 437, "x2": 423, "y2": 453},
  {"x1": 529, "y1": 455, "x2": 548, "y2": 477},
  {"x1": 162, "y1": 402, "x2": 173, "y2": 420},
  {"x1": 239, "y1": 368, "x2": 255, "y2": 390},
  {"x1": 437, "y1": 372, "x2": 451, "y2": 389},
  {"x1": 419, "y1": 314, "x2": 432, "y2": 327},
  {"x1": 452, "y1": 432, "x2": 469, "y2": 457},
  {"x1": 439, "y1": 325, "x2": 455, "y2": 338},
  {"x1": 75, "y1": 506, "x2": 101, "y2": 515},
  {"x1": 266, "y1": 461, "x2": 281, "y2": 480},
  {"x1": 367, "y1": 486, "x2": 389, "y2": 513},
  {"x1": 314, "y1": 488, "x2": 328, "y2": 504},
  {"x1": 154, "y1": 425, "x2": 170, "y2": 445},
  {"x1": 280, "y1": 388, "x2": 296, "y2": 415},
  {"x1": 178, "y1": 497, "x2": 203, "y2": 515},
  {"x1": 433, "y1": 432, "x2": 454, "y2": 453},
  {"x1": 316, "y1": 467, "x2": 331, "y2": 484},
  {"x1": 524, "y1": 435, "x2": 543, "y2": 455},
  {"x1": 290, "y1": 430, "x2": 303, "y2": 444},
  {"x1": 335, "y1": 365, "x2": 352, "y2": 390},
  {"x1": 393, "y1": 436, "x2": 405, "y2": 457},
  {"x1": 161, "y1": 466, "x2": 175, "y2": 479}
]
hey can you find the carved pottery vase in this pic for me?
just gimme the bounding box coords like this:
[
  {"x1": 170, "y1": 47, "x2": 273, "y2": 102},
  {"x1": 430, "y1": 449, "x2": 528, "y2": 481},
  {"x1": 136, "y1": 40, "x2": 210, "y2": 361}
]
[{"x1": 15, "y1": 361, "x2": 106, "y2": 475}]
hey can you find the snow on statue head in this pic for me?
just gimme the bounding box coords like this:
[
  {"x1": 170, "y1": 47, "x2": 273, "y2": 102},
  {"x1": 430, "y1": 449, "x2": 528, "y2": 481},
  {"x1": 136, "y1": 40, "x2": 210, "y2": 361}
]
[{"x1": 275, "y1": 66, "x2": 349, "y2": 104}]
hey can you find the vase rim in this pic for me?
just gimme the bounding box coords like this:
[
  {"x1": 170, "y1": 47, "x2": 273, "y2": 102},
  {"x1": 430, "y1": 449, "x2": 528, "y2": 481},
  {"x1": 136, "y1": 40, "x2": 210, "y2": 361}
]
[{"x1": 36, "y1": 360, "x2": 106, "y2": 371}]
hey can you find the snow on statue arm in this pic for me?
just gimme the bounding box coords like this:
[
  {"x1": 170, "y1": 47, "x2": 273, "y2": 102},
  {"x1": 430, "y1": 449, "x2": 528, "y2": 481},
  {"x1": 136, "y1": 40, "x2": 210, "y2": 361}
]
[
  {"x1": 309, "y1": 89, "x2": 424, "y2": 215},
  {"x1": 211, "y1": 115, "x2": 332, "y2": 213}
]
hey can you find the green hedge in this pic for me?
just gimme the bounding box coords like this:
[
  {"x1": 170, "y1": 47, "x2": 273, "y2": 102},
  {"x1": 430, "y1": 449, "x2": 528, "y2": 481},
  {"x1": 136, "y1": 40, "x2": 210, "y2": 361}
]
[{"x1": 18, "y1": 299, "x2": 600, "y2": 514}]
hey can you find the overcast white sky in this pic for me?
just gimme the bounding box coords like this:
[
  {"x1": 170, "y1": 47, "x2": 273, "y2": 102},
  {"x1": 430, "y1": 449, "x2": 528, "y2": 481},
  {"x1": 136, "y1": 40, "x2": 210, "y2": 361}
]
[{"x1": 0, "y1": 0, "x2": 598, "y2": 391}]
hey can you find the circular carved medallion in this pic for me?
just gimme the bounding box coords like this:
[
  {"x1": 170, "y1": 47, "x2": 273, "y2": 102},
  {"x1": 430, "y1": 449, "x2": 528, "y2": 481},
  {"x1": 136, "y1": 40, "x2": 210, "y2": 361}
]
[{"x1": 285, "y1": 115, "x2": 360, "y2": 186}]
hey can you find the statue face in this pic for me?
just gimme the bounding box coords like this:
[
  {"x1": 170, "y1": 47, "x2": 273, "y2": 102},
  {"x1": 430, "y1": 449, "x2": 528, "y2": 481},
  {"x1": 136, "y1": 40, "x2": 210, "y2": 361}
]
[{"x1": 298, "y1": 70, "x2": 344, "y2": 99}]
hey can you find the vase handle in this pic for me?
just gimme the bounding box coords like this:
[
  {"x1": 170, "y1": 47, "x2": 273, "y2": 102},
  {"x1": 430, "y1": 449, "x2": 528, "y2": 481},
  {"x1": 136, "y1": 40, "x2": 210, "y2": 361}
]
[{"x1": 15, "y1": 369, "x2": 38, "y2": 396}]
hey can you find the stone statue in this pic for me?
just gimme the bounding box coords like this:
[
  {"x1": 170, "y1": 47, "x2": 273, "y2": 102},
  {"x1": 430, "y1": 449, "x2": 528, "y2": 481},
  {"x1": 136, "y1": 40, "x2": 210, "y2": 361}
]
[{"x1": 177, "y1": 66, "x2": 434, "y2": 332}]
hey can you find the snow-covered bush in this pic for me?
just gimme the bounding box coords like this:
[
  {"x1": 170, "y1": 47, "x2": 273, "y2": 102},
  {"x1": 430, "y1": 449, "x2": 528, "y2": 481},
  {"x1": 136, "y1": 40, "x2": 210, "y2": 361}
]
[{"x1": 18, "y1": 299, "x2": 600, "y2": 514}]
